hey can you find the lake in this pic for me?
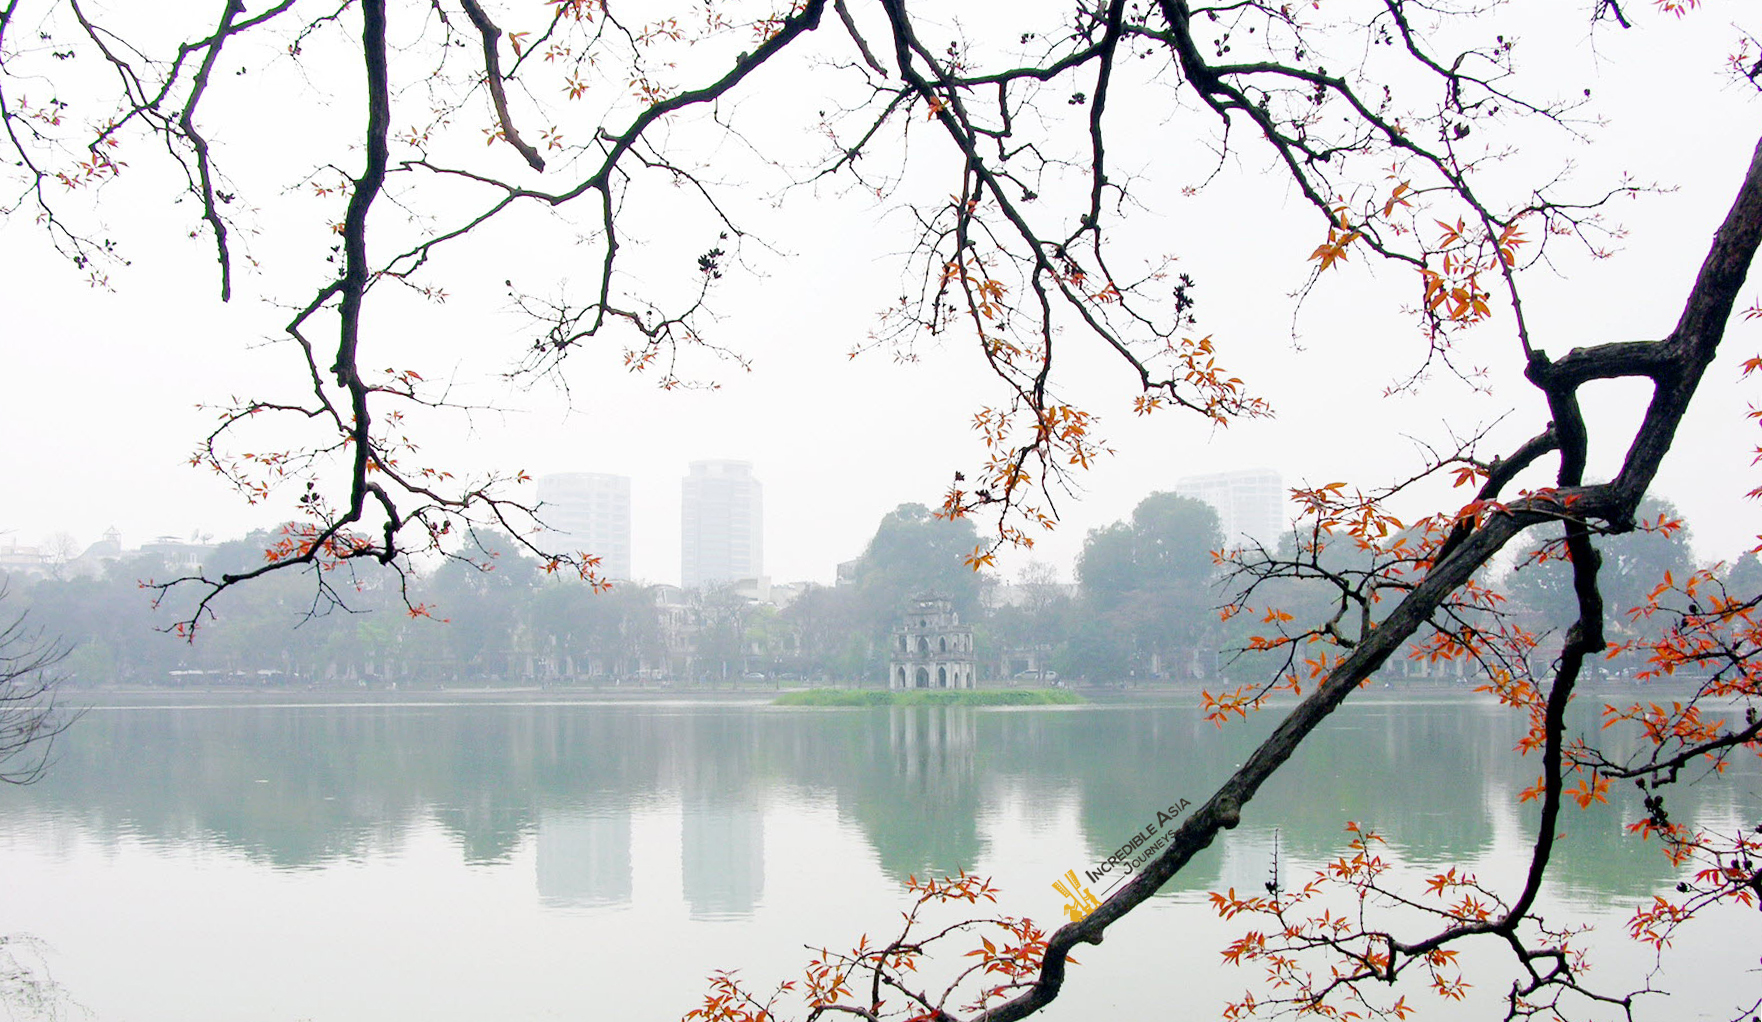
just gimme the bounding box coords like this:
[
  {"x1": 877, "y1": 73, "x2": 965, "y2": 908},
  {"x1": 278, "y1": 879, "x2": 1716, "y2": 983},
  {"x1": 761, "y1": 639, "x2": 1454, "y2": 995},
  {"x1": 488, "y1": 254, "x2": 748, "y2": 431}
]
[{"x1": 0, "y1": 692, "x2": 1756, "y2": 1021}]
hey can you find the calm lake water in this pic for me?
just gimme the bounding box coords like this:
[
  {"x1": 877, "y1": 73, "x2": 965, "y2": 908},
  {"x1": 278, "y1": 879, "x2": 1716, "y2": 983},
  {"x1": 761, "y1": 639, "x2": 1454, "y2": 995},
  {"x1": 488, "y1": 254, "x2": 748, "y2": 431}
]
[{"x1": 0, "y1": 693, "x2": 1756, "y2": 1022}]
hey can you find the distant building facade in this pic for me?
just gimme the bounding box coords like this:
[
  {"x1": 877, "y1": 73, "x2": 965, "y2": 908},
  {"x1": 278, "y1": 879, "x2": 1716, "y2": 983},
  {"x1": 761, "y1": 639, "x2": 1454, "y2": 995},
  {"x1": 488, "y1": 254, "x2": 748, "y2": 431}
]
[
  {"x1": 538, "y1": 473, "x2": 633, "y2": 581},
  {"x1": 889, "y1": 594, "x2": 976, "y2": 689},
  {"x1": 2, "y1": 528, "x2": 216, "y2": 582},
  {"x1": 138, "y1": 534, "x2": 216, "y2": 575},
  {"x1": 1174, "y1": 468, "x2": 1284, "y2": 549},
  {"x1": 681, "y1": 460, "x2": 762, "y2": 589},
  {"x1": 729, "y1": 576, "x2": 803, "y2": 609},
  {"x1": 835, "y1": 558, "x2": 860, "y2": 587},
  {"x1": 0, "y1": 539, "x2": 49, "y2": 579}
]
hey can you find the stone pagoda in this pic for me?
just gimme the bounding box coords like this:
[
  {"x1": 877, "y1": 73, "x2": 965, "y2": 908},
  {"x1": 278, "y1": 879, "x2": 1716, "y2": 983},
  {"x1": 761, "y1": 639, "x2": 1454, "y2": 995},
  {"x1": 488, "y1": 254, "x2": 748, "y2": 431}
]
[{"x1": 888, "y1": 593, "x2": 976, "y2": 689}]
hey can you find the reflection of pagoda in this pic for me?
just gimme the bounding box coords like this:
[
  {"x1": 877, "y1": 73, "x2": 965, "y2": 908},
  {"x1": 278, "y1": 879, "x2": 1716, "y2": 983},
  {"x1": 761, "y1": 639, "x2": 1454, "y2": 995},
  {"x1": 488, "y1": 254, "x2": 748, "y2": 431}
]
[
  {"x1": 888, "y1": 705, "x2": 975, "y2": 783},
  {"x1": 889, "y1": 594, "x2": 976, "y2": 689}
]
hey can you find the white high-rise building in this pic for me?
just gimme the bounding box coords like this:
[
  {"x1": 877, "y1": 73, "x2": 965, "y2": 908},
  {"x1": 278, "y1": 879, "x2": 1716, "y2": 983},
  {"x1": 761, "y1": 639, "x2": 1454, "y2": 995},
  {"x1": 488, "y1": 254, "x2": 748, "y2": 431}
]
[
  {"x1": 1174, "y1": 468, "x2": 1284, "y2": 549},
  {"x1": 681, "y1": 460, "x2": 763, "y2": 589},
  {"x1": 537, "y1": 473, "x2": 633, "y2": 580}
]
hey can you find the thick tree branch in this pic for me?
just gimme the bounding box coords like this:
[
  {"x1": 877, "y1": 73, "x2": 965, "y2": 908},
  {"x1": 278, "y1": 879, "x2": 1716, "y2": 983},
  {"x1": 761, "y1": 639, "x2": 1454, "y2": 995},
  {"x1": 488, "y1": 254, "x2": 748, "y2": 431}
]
[
  {"x1": 977, "y1": 130, "x2": 1762, "y2": 1022},
  {"x1": 460, "y1": 0, "x2": 545, "y2": 172}
]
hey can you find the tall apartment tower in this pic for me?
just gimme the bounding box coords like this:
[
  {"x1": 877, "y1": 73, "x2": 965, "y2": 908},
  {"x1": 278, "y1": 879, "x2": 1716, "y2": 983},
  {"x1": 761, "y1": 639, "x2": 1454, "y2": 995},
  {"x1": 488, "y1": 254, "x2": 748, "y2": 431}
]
[
  {"x1": 681, "y1": 460, "x2": 763, "y2": 589},
  {"x1": 537, "y1": 473, "x2": 633, "y2": 581},
  {"x1": 1174, "y1": 468, "x2": 1284, "y2": 549}
]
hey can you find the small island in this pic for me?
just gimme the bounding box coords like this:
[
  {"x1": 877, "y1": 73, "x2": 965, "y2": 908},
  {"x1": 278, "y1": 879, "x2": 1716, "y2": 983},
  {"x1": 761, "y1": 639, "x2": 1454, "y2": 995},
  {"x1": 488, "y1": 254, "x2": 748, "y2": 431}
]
[{"x1": 774, "y1": 688, "x2": 1084, "y2": 707}]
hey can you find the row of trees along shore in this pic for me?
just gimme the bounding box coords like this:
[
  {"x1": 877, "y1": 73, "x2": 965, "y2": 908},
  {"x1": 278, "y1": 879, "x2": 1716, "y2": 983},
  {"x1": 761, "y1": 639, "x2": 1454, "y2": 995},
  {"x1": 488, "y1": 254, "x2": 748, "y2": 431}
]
[
  {"x1": 7, "y1": 1, "x2": 1762, "y2": 1019},
  {"x1": 11, "y1": 492, "x2": 1749, "y2": 688}
]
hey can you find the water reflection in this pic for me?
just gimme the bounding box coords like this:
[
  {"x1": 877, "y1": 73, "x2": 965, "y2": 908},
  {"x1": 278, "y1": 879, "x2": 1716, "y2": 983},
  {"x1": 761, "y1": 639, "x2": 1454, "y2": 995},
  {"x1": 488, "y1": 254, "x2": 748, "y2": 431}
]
[
  {"x1": 682, "y1": 801, "x2": 763, "y2": 919},
  {"x1": 536, "y1": 810, "x2": 630, "y2": 908},
  {"x1": 1, "y1": 694, "x2": 1757, "y2": 1022},
  {"x1": 5, "y1": 696, "x2": 1757, "y2": 909}
]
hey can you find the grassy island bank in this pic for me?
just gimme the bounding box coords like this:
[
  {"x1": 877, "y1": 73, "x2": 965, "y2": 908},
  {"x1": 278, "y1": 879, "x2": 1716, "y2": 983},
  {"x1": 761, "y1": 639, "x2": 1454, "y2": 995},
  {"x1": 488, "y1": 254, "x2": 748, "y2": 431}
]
[{"x1": 773, "y1": 688, "x2": 1084, "y2": 707}]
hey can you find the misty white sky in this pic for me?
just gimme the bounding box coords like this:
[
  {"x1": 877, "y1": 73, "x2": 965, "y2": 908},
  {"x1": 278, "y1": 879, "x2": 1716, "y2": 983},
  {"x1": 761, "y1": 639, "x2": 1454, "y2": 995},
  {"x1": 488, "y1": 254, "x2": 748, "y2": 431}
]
[{"x1": 1, "y1": 2, "x2": 1757, "y2": 594}]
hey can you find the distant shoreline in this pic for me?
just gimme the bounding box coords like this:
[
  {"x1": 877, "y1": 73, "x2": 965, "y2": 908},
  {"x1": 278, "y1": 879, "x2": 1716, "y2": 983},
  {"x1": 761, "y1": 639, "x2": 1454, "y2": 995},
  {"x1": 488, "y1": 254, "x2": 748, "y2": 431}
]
[
  {"x1": 61, "y1": 684, "x2": 779, "y2": 710},
  {"x1": 54, "y1": 675, "x2": 1718, "y2": 711},
  {"x1": 774, "y1": 688, "x2": 1086, "y2": 707}
]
